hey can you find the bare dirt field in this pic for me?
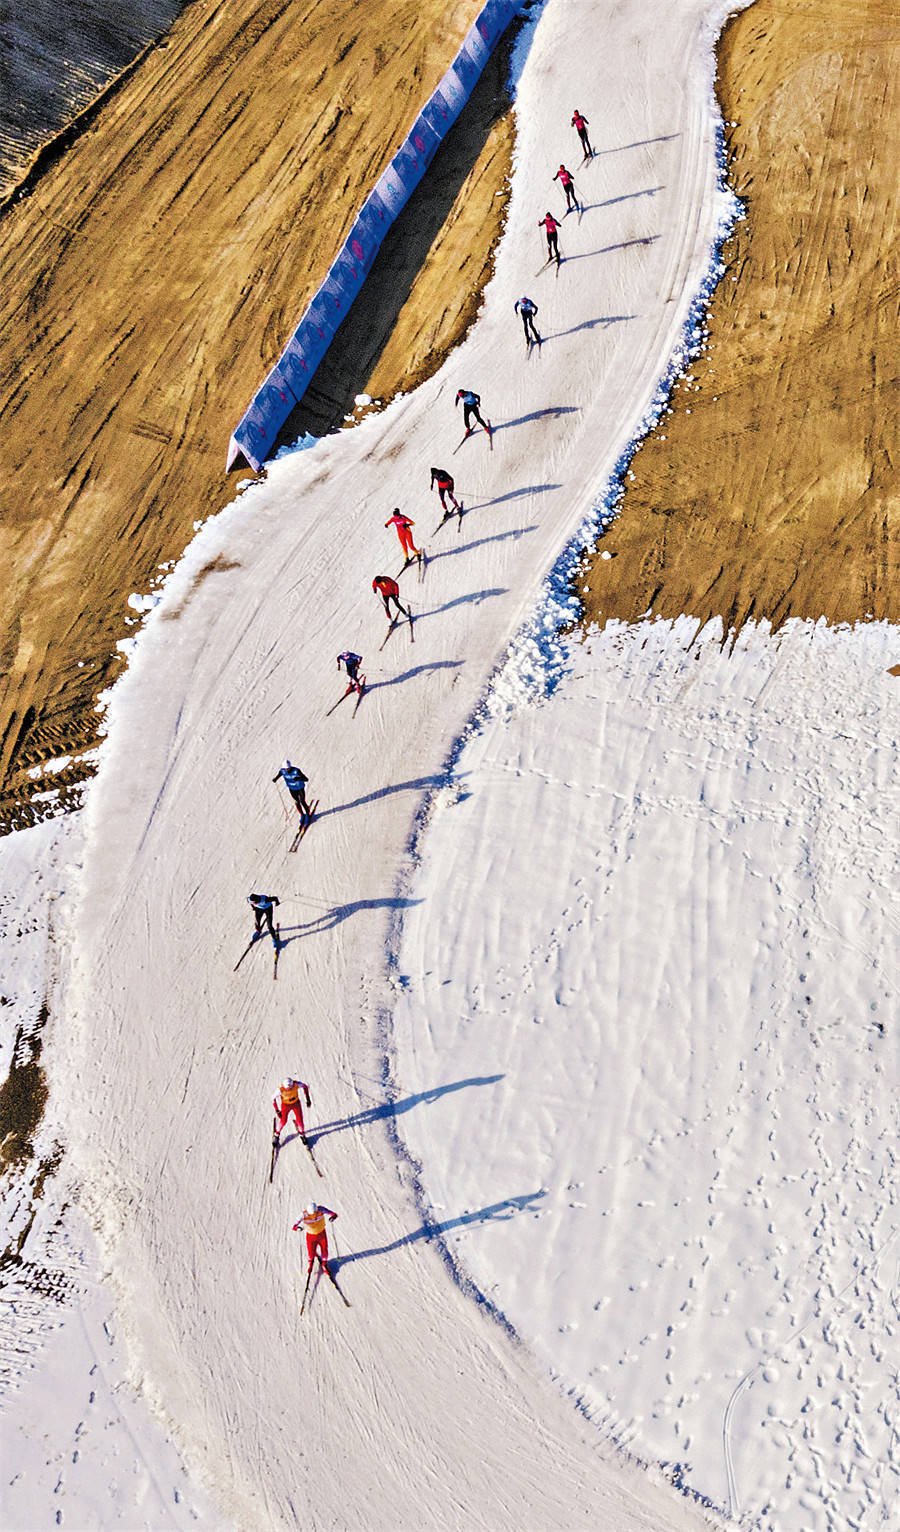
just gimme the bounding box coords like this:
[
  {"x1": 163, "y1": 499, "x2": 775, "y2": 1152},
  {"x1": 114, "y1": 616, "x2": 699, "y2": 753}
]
[
  {"x1": 579, "y1": 0, "x2": 899, "y2": 637},
  {"x1": 3, "y1": 0, "x2": 897, "y2": 834},
  {"x1": 0, "y1": 0, "x2": 515, "y2": 828}
]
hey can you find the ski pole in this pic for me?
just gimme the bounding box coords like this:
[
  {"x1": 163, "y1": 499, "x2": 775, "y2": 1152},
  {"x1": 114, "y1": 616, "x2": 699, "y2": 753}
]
[
  {"x1": 300, "y1": 1262, "x2": 314, "y2": 1315},
  {"x1": 274, "y1": 782, "x2": 292, "y2": 822}
]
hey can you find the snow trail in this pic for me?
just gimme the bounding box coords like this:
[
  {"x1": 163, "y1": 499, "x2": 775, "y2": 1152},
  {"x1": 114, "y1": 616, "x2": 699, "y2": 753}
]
[{"x1": 66, "y1": 1, "x2": 742, "y2": 1524}]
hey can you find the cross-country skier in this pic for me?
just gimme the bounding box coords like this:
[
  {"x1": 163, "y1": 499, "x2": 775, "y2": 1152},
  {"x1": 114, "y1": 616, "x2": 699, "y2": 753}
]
[
  {"x1": 337, "y1": 651, "x2": 364, "y2": 693},
  {"x1": 273, "y1": 760, "x2": 311, "y2": 816},
  {"x1": 539, "y1": 212, "x2": 561, "y2": 264},
  {"x1": 571, "y1": 108, "x2": 593, "y2": 158},
  {"x1": 554, "y1": 163, "x2": 579, "y2": 213},
  {"x1": 514, "y1": 296, "x2": 541, "y2": 345},
  {"x1": 248, "y1": 893, "x2": 279, "y2": 942},
  {"x1": 294, "y1": 1202, "x2": 338, "y2": 1274},
  {"x1": 274, "y1": 1077, "x2": 312, "y2": 1144},
  {"x1": 430, "y1": 467, "x2": 461, "y2": 515},
  {"x1": 372, "y1": 574, "x2": 411, "y2": 622},
  {"x1": 455, "y1": 389, "x2": 490, "y2": 437},
  {"x1": 385, "y1": 508, "x2": 420, "y2": 563}
]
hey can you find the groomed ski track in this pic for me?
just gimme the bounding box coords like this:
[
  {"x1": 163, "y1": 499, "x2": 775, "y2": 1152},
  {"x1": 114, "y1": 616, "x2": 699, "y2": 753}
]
[{"x1": 69, "y1": 2, "x2": 735, "y2": 1526}]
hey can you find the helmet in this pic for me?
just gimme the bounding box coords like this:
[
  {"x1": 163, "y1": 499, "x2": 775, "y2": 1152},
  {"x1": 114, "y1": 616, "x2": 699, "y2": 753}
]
[
  {"x1": 282, "y1": 759, "x2": 291, "y2": 771},
  {"x1": 304, "y1": 1203, "x2": 317, "y2": 1216},
  {"x1": 282, "y1": 1078, "x2": 293, "y2": 1089}
]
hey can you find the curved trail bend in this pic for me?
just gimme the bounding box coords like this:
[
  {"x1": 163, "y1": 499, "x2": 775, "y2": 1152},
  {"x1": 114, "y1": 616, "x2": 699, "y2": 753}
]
[{"x1": 70, "y1": 1, "x2": 734, "y2": 1525}]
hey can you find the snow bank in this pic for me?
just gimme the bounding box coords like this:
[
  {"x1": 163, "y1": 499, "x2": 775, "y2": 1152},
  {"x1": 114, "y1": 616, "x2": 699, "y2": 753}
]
[{"x1": 393, "y1": 616, "x2": 900, "y2": 1529}]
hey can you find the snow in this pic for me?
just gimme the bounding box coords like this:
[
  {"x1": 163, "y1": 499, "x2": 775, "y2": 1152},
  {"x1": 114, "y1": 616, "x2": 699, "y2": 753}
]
[
  {"x1": 8, "y1": 0, "x2": 893, "y2": 1527},
  {"x1": 0, "y1": 820, "x2": 219, "y2": 1530},
  {"x1": 392, "y1": 616, "x2": 900, "y2": 1527}
]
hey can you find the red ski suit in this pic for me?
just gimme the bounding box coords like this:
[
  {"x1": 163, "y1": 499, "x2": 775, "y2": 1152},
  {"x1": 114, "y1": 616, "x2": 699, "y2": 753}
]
[
  {"x1": 273, "y1": 1078, "x2": 310, "y2": 1137},
  {"x1": 385, "y1": 511, "x2": 419, "y2": 558},
  {"x1": 295, "y1": 1205, "x2": 337, "y2": 1270}
]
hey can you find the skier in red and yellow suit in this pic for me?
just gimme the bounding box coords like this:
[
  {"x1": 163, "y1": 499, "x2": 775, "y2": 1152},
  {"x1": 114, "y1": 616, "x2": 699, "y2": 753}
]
[
  {"x1": 273, "y1": 1078, "x2": 311, "y2": 1143},
  {"x1": 294, "y1": 1203, "x2": 338, "y2": 1273}
]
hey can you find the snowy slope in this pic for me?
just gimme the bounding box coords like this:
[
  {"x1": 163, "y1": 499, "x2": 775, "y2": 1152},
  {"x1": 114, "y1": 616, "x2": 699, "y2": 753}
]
[
  {"x1": 393, "y1": 617, "x2": 900, "y2": 1529},
  {"x1": 64, "y1": 1, "x2": 740, "y2": 1525}
]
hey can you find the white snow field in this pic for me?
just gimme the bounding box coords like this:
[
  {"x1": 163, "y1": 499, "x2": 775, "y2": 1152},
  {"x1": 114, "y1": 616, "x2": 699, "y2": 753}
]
[
  {"x1": 393, "y1": 617, "x2": 900, "y2": 1530},
  {"x1": 0, "y1": 823, "x2": 223, "y2": 1529},
  {"x1": 14, "y1": 0, "x2": 824, "y2": 1523}
]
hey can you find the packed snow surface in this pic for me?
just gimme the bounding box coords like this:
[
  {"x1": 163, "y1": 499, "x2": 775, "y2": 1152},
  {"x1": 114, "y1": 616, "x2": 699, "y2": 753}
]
[
  {"x1": 19, "y1": 0, "x2": 895, "y2": 1526},
  {"x1": 394, "y1": 616, "x2": 900, "y2": 1529}
]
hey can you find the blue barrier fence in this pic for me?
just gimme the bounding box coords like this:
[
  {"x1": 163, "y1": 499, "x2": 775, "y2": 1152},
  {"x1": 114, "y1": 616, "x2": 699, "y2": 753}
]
[{"x1": 226, "y1": 0, "x2": 519, "y2": 472}]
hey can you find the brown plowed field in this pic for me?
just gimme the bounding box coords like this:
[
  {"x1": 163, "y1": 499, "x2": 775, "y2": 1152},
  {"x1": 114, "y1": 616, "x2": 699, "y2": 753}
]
[
  {"x1": 0, "y1": 0, "x2": 516, "y2": 828},
  {"x1": 579, "y1": 0, "x2": 899, "y2": 638}
]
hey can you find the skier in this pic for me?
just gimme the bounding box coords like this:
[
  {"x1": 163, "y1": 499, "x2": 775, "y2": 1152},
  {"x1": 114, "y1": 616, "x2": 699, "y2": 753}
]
[
  {"x1": 571, "y1": 108, "x2": 593, "y2": 158},
  {"x1": 372, "y1": 574, "x2": 411, "y2": 623},
  {"x1": 514, "y1": 295, "x2": 541, "y2": 345},
  {"x1": 385, "y1": 508, "x2": 420, "y2": 564},
  {"x1": 455, "y1": 389, "x2": 491, "y2": 438},
  {"x1": 273, "y1": 759, "x2": 311, "y2": 816},
  {"x1": 274, "y1": 1077, "x2": 312, "y2": 1144},
  {"x1": 248, "y1": 892, "x2": 279, "y2": 942},
  {"x1": 294, "y1": 1202, "x2": 338, "y2": 1274},
  {"x1": 430, "y1": 466, "x2": 461, "y2": 516},
  {"x1": 337, "y1": 650, "x2": 364, "y2": 694},
  {"x1": 538, "y1": 211, "x2": 561, "y2": 264},
  {"x1": 553, "y1": 163, "x2": 579, "y2": 213}
]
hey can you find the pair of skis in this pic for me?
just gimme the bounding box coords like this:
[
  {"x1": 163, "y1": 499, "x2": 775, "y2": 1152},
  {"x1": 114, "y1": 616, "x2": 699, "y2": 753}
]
[
  {"x1": 380, "y1": 608, "x2": 414, "y2": 649},
  {"x1": 397, "y1": 550, "x2": 427, "y2": 583},
  {"x1": 234, "y1": 922, "x2": 281, "y2": 979},
  {"x1": 289, "y1": 800, "x2": 319, "y2": 852},
  {"x1": 452, "y1": 421, "x2": 492, "y2": 454},
  {"x1": 434, "y1": 500, "x2": 464, "y2": 534},
  {"x1": 300, "y1": 1256, "x2": 350, "y2": 1315},
  {"x1": 325, "y1": 680, "x2": 366, "y2": 717},
  {"x1": 269, "y1": 1116, "x2": 322, "y2": 1184}
]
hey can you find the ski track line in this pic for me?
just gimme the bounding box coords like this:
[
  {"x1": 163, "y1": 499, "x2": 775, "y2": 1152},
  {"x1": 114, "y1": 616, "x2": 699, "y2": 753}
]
[{"x1": 65, "y1": 2, "x2": 740, "y2": 1527}]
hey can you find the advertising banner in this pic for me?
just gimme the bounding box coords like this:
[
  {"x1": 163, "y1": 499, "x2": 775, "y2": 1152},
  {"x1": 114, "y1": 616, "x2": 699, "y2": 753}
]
[{"x1": 228, "y1": 0, "x2": 519, "y2": 471}]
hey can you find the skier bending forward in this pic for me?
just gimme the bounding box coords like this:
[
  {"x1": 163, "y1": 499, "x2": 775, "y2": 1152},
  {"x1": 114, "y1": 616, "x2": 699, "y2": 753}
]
[
  {"x1": 430, "y1": 467, "x2": 460, "y2": 515},
  {"x1": 337, "y1": 650, "x2": 364, "y2": 693},
  {"x1": 385, "y1": 508, "x2": 420, "y2": 562},
  {"x1": 455, "y1": 389, "x2": 490, "y2": 436},
  {"x1": 273, "y1": 759, "x2": 311, "y2": 816},
  {"x1": 295, "y1": 1202, "x2": 338, "y2": 1274},
  {"x1": 248, "y1": 892, "x2": 279, "y2": 941},
  {"x1": 274, "y1": 1077, "x2": 311, "y2": 1143},
  {"x1": 372, "y1": 575, "x2": 411, "y2": 623},
  {"x1": 515, "y1": 296, "x2": 541, "y2": 345}
]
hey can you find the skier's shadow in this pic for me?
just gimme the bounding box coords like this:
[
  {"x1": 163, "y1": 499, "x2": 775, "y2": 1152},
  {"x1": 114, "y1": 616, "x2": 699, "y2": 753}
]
[
  {"x1": 320, "y1": 773, "x2": 456, "y2": 818},
  {"x1": 311, "y1": 1074, "x2": 504, "y2": 1142},
  {"x1": 586, "y1": 185, "x2": 664, "y2": 210},
  {"x1": 420, "y1": 588, "x2": 507, "y2": 621},
  {"x1": 492, "y1": 406, "x2": 580, "y2": 434},
  {"x1": 540, "y1": 315, "x2": 635, "y2": 345},
  {"x1": 361, "y1": 661, "x2": 464, "y2": 697},
  {"x1": 332, "y1": 1187, "x2": 546, "y2": 1272},
  {"x1": 562, "y1": 235, "x2": 659, "y2": 262},
  {"x1": 427, "y1": 528, "x2": 537, "y2": 565},
  {"x1": 599, "y1": 134, "x2": 680, "y2": 154},
  {"x1": 277, "y1": 896, "x2": 423, "y2": 946},
  {"x1": 464, "y1": 482, "x2": 561, "y2": 512}
]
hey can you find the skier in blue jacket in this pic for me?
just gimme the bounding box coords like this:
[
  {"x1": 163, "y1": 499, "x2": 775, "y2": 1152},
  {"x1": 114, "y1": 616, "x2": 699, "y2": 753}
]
[
  {"x1": 273, "y1": 760, "x2": 311, "y2": 816},
  {"x1": 455, "y1": 389, "x2": 491, "y2": 437},
  {"x1": 514, "y1": 296, "x2": 541, "y2": 345}
]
